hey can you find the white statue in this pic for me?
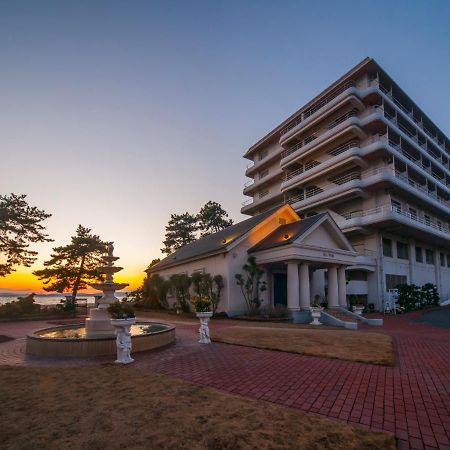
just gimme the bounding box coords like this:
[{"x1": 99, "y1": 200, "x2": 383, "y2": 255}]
[
  {"x1": 115, "y1": 325, "x2": 134, "y2": 364},
  {"x1": 198, "y1": 316, "x2": 211, "y2": 344}
]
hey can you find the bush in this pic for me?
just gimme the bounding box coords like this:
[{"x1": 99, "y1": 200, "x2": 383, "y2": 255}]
[
  {"x1": 260, "y1": 304, "x2": 288, "y2": 318},
  {"x1": 396, "y1": 283, "x2": 440, "y2": 312},
  {"x1": 0, "y1": 294, "x2": 41, "y2": 318},
  {"x1": 421, "y1": 283, "x2": 439, "y2": 306},
  {"x1": 191, "y1": 295, "x2": 211, "y2": 313},
  {"x1": 107, "y1": 302, "x2": 135, "y2": 319}
]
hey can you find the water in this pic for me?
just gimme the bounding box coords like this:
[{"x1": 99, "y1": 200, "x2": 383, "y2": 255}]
[
  {"x1": 0, "y1": 293, "x2": 128, "y2": 307},
  {"x1": 37, "y1": 323, "x2": 169, "y2": 339}
]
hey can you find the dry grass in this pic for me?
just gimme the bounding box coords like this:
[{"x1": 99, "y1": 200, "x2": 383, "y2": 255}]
[
  {"x1": 212, "y1": 326, "x2": 395, "y2": 366},
  {"x1": 0, "y1": 365, "x2": 395, "y2": 450}
]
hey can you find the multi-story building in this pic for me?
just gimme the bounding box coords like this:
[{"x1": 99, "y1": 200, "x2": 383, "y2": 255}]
[{"x1": 242, "y1": 57, "x2": 450, "y2": 309}]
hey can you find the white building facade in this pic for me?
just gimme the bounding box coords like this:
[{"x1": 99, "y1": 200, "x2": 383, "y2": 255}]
[{"x1": 241, "y1": 57, "x2": 450, "y2": 309}]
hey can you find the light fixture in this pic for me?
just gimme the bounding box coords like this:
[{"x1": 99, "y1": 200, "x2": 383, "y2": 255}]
[{"x1": 283, "y1": 234, "x2": 289, "y2": 240}]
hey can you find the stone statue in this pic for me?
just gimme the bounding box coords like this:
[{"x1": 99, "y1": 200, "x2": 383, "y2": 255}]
[
  {"x1": 114, "y1": 324, "x2": 134, "y2": 364},
  {"x1": 198, "y1": 317, "x2": 211, "y2": 344},
  {"x1": 107, "y1": 242, "x2": 114, "y2": 257}
]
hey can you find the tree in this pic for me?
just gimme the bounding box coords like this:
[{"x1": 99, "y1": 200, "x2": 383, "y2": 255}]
[
  {"x1": 33, "y1": 225, "x2": 107, "y2": 305},
  {"x1": 141, "y1": 273, "x2": 170, "y2": 309},
  {"x1": 0, "y1": 193, "x2": 52, "y2": 276},
  {"x1": 191, "y1": 271, "x2": 224, "y2": 314},
  {"x1": 235, "y1": 256, "x2": 266, "y2": 315},
  {"x1": 169, "y1": 274, "x2": 191, "y2": 312},
  {"x1": 197, "y1": 201, "x2": 233, "y2": 237},
  {"x1": 161, "y1": 212, "x2": 198, "y2": 254}
]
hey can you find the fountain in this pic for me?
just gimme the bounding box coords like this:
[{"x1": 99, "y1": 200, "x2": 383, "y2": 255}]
[
  {"x1": 26, "y1": 243, "x2": 176, "y2": 358},
  {"x1": 85, "y1": 242, "x2": 129, "y2": 338}
]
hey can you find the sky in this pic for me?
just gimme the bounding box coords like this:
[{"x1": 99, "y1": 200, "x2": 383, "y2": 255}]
[{"x1": 1, "y1": 0, "x2": 449, "y2": 292}]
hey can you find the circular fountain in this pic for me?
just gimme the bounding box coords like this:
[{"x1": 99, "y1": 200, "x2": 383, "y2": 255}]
[{"x1": 26, "y1": 243, "x2": 175, "y2": 358}]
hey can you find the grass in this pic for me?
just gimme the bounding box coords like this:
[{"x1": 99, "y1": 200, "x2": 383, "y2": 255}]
[
  {"x1": 211, "y1": 326, "x2": 395, "y2": 366},
  {"x1": 0, "y1": 335, "x2": 14, "y2": 343},
  {"x1": 0, "y1": 365, "x2": 395, "y2": 450}
]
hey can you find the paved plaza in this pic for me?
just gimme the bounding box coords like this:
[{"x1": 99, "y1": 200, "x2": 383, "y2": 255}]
[{"x1": 1, "y1": 311, "x2": 450, "y2": 450}]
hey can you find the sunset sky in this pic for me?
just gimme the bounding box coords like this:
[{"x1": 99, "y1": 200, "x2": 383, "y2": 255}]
[{"x1": 1, "y1": 1, "x2": 449, "y2": 293}]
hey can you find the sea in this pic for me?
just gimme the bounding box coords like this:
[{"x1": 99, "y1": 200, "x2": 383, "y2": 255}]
[{"x1": 0, "y1": 292, "x2": 128, "y2": 306}]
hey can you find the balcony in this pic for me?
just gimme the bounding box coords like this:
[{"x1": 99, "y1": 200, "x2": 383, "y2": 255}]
[
  {"x1": 279, "y1": 82, "x2": 366, "y2": 146},
  {"x1": 243, "y1": 166, "x2": 284, "y2": 195},
  {"x1": 336, "y1": 205, "x2": 450, "y2": 244},
  {"x1": 286, "y1": 164, "x2": 450, "y2": 215},
  {"x1": 368, "y1": 80, "x2": 449, "y2": 157}
]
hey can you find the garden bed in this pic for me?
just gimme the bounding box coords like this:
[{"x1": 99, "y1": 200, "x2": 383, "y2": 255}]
[
  {"x1": 212, "y1": 326, "x2": 395, "y2": 366},
  {"x1": 0, "y1": 365, "x2": 395, "y2": 450}
]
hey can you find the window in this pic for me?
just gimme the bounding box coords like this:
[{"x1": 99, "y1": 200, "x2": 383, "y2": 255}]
[
  {"x1": 382, "y1": 238, "x2": 393, "y2": 257},
  {"x1": 415, "y1": 246, "x2": 423, "y2": 263},
  {"x1": 447, "y1": 254, "x2": 450, "y2": 268},
  {"x1": 426, "y1": 249, "x2": 434, "y2": 265},
  {"x1": 397, "y1": 241, "x2": 409, "y2": 260},
  {"x1": 391, "y1": 200, "x2": 401, "y2": 213},
  {"x1": 258, "y1": 148, "x2": 268, "y2": 161},
  {"x1": 440, "y1": 253, "x2": 445, "y2": 267},
  {"x1": 347, "y1": 271, "x2": 368, "y2": 281},
  {"x1": 259, "y1": 169, "x2": 269, "y2": 179},
  {"x1": 385, "y1": 274, "x2": 407, "y2": 291}
]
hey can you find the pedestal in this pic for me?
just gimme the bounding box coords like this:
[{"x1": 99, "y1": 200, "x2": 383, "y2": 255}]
[
  {"x1": 111, "y1": 318, "x2": 136, "y2": 364},
  {"x1": 196, "y1": 312, "x2": 213, "y2": 344}
]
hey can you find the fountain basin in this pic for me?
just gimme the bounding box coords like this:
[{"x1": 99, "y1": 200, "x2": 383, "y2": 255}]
[{"x1": 26, "y1": 321, "x2": 175, "y2": 358}]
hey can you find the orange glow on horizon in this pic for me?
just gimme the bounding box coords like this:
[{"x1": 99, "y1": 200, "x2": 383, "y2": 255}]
[{"x1": 0, "y1": 268, "x2": 145, "y2": 293}]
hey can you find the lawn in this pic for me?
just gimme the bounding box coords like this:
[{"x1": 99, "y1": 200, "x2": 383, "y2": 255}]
[
  {"x1": 211, "y1": 326, "x2": 395, "y2": 366},
  {"x1": 0, "y1": 365, "x2": 395, "y2": 450}
]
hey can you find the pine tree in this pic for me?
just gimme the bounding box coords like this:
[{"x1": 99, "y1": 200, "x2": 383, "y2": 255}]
[
  {"x1": 197, "y1": 201, "x2": 233, "y2": 237},
  {"x1": 161, "y1": 212, "x2": 198, "y2": 254},
  {"x1": 0, "y1": 193, "x2": 52, "y2": 276},
  {"x1": 33, "y1": 225, "x2": 107, "y2": 302}
]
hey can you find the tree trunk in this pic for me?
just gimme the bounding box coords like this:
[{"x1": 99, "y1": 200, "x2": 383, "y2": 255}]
[{"x1": 71, "y1": 254, "x2": 86, "y2": 303}]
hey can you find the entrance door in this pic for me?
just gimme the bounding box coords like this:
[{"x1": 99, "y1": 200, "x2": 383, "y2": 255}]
[{"x1": 273, "y1": 273, "x2": 287, "y2": 307}]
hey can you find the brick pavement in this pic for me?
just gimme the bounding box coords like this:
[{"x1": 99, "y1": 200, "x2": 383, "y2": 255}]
[{"x1": 1, "y1": 314, "x2": 450, "y2": 449}]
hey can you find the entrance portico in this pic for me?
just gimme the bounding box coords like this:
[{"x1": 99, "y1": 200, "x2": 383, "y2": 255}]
[{"x1": 249, "y1": 213, "x2": 357, "y2": 320}]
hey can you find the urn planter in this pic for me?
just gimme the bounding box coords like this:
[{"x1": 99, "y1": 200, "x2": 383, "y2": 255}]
[
  {"x1": 310, "y1": 307, "x2": 323, "y2": 326},
  {"x1": 353, "y1": 306, "x2": 364, "y2": 316},
  {"x1": 196, "y1": 311, "x2": 213, "y2": 344},
  {"x1": 111, "y1": 318, "x2": 136, "y2": 364}
]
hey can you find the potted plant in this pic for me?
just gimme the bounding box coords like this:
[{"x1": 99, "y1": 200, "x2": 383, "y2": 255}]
[
  {"x1": 310, "y1": 296, "x2": 323, "y2": 326},
  {"x1": 353, "y1": 304, "x2": 365, "y2": 316},
  {"x1": 108, "y1": 302, "x2": 136, "y2": 364},
  {"x1": 192, "y1": 295, "x2": 213, "y2": 344}
]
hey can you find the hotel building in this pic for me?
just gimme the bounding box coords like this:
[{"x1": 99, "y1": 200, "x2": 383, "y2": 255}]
[{"x1": 242, "y1": 57, "x2": 450, "y2": 309}]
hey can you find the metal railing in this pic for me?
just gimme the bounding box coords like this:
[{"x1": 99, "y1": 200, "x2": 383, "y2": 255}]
[
  {"x1": 284, "y1": 161, "x2": 321, "y2": 181},
  {"x1": 280, "y1": 81, "x2": 356, "y2": 136},
  {"x1": 339, "y1": 204, "x2": 450, "y2": 236}
]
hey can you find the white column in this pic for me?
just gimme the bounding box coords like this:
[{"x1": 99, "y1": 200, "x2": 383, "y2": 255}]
[
  {"x1": 328, "y1": 266, "x2": 339, "y2": 308},
  {"x1": 299, "y1": 263, "x2": 310, "y2": 309},
  {"x1": 338, "y1": 266, "x2": 347, "y2": 308},
  {"x1": 287, "y1": 262, "x2": 300, "y2": 311}
]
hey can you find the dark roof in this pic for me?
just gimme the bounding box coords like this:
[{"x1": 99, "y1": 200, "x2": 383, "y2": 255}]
[
  {"x1": 150, "y1": 206, "x2": 281, "y2": 271},
  {"x1": 248, "y1": 214, "x2": 326, "y2": 253}
]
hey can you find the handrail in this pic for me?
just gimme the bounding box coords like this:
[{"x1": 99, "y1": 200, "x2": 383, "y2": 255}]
[
  {"x1": 281, "y1": 110, "x2": 358, "y2": 160},
  {"x1": 369, "y1": 79, "x2": 449, "y2": 156},
  {"x1": 339, "y1": 204, "x2": 450, "y2": 236},
  {"x1": 280, "y1": 81, "x2": 356, "y2": 136},
  {"x1": 241, "y1": 198, "x2": 253, "y2": 206},
  {"x1": 243, "y1": 179, "x2": 253, "y2": 188}
]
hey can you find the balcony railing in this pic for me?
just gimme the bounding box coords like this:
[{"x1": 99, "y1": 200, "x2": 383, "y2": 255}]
[
  {"x1": 369, "y1": 79, "x2": 449, "y2": 156},
  {"x1": 281, "y1": 110, "x2": 358, "y2": 160},
  {"x1": 280, "y1": 81, "x2": 356, "y2": 136},
  {"x1": 339, "y1": 205, "x2": 450, "y2": 236}
]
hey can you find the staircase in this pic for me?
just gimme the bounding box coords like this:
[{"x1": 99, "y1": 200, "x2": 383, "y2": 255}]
[{"x1": 320, "y1": 309, "x2": 358, "y2": 329}]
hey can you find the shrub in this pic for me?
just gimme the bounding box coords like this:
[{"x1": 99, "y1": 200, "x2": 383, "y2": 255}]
[
  {"x1": 191, "y1": 272, "x2": 224, "y2": 314},
  {"x1": 191, "y1": 295, "x2": 211, "y2": 313},
  {"x1": 235, "y1": 256, "x2": 267, "y2": 315},
  {"x1": 169, "y1": 274, "x2": 191, "y2": 313},
  {"x1": 396, "y1": 284, "x2": 421, "y2": 311},
  {"x1": 421, "y1": 283, "x2": 439, "y2": 306},
  {"x1": 141, "y1": 274, "x2": 170, "y2": 309},
  {"x1": 260, "y1": 304, "x2": 288, "y2": 318},
  {"x1": 107, "y1": 302, "x2": 135, "y2": 319},
  {"x1": 0, "y1": 294, "x2": 41, "y2": 318}
]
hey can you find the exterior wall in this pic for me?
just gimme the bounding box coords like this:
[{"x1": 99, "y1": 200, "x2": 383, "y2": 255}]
[{"x1": 151, "y1": 253, "x2": 230, "y2": 312}]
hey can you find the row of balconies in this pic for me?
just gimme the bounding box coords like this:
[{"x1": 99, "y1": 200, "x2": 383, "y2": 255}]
[{"x1": 285, "y1": 165, "x2": 450, "y2": 217}]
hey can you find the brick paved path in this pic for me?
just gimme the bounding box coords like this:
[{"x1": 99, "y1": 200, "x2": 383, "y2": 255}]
[{"x1": 1, "y1": 314, "x2": 450, "y2": 449}]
